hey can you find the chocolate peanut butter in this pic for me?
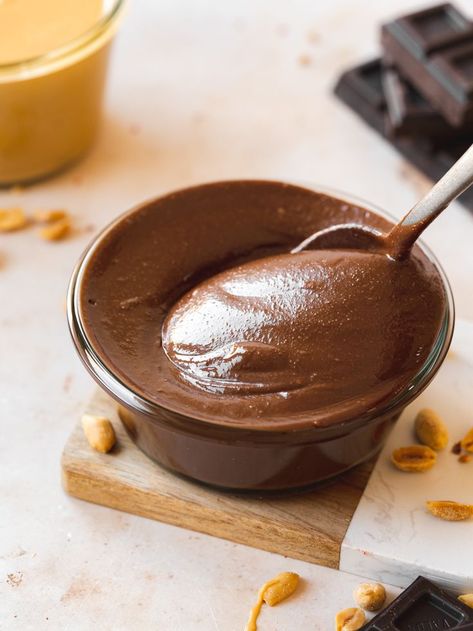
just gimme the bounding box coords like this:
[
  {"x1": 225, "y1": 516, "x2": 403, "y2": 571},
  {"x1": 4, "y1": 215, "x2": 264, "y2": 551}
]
[{"x1": 79, "y1": 181, "x2": 446, "y2": 429}]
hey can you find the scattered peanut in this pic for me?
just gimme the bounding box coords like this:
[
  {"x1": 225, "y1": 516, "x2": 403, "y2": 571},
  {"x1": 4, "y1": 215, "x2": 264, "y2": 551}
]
[
  {"x1": 262, "y1": 572, "x2": 299, "y2": 606},
  {"x1": 0, "y1": 207, "x2": 27, "y2": 232},
  {"x1": 81, "y1": 414, "x2": 116, "y2": 453},
  {"x1": 39, "y1": 217, "x2": 71, "y2": 241},
  {"x1": 391, "y1": 445, "x2": 437, "y2": 472},
  {"x1": 354, "y1": 582, "x2": 386, "y2": 612},
  {"x1": 335, "y1": 607, "x2": 366, "y2": 631},
  {"x1": 414, "y1": 408, "x2": 448, "y2": 451},
  {"x1": 458, "y1": 594, "x2": 473, "y2": 608},
  {"x1": 33, "y1": 209, "x2": 68, "y2": 223},
  {"x1": 461, "y1": 428, "x2": 473, "y2": 453},
  {"x1": 426, "y1": 500, "x2": 473, "y2": 521},
  {"x1": 245, "y1": 572, "x2": 299, "y2": 631},
  {"x1": 459, "y1": 454, "x2": 472, "y2": 464}
]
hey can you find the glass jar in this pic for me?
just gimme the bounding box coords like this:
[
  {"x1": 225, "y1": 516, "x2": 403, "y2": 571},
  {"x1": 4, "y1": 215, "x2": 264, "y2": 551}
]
[{"x1": 0, "y1": 0, "x2": 126, "y2": 186}]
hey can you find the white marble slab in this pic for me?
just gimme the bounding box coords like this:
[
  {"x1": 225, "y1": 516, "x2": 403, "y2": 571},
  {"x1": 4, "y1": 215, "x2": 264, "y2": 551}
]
[{"x1": 340, "y1": 318, "x2": 473, "y2": 592}]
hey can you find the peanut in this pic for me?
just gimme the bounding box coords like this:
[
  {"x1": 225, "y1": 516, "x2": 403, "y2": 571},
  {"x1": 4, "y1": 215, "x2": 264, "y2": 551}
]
[
  {"x1": 354, "y1": 582, "x2": 386, "y2": 612},
  {"x1": 335, "y1": 607, "x2": 366, "y2": 631},
  {"x1": 459, "y1": 454, "x2": 472, "y2": 464},
  {"x1": 461, "y1": 428, "x2": 473, "y2": 453},
  {"x1": 426, "y1": 500, "x2": 473, "y2": 521},
  {"x1": 262, "y1": 572, "x2": 299, "y2": 606},
  {"x1": 414, "y1": 408, "x2": 448, "y2": 451},
  {"x1": 33, "y1": 209, "x2": 68, "y2": 223},
  {"x1": 245, "y1": 571, "x2": 299, "y2": 631},
  {"x1": 391, "y1": 445, "x2": 436, "y2": 472},
  {"x1": 81, "y1": 414, "x2": 116, "y2": 453},
  {"x1": 39, "y1": 217, "x2": 71, "y2": 241},
  {"x1": 0, "y1": 207, "x2": 27, "y2": 232}
]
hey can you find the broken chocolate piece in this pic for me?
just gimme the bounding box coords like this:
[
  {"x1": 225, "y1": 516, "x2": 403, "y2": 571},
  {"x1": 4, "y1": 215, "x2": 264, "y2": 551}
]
[
  {"x1": 360, "y1": 576, "x2": 473, "y2": 630},
  {"x1": 395, "y1": 4, "x2": 473, "y2": 55},
  {"x1": 333, "y1": 58, "x2": 473, "y2": 211},
  {"x1": 382, "y1": 63, "x2": 473, "y2": 141},
  {"x1": 335, "y1": 59, "x2": 386, "y2": 134},
  {"x1": 382, "y1": 4, "x2": 473, "y2": 126}
]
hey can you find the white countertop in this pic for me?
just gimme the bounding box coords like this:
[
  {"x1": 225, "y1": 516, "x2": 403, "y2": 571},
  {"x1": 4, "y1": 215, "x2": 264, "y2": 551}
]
[{"x1": 1, "y1": 1, "x2": 472, "y2": 629}]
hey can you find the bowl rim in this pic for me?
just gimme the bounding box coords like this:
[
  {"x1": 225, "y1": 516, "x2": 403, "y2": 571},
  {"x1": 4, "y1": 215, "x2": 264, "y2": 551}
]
[
  {"x1": 67, "y1": 178, "x2": 455, "y2": 434},
  {"x1": 0, "y1": 0, "x2": 127, "y2": 82}
]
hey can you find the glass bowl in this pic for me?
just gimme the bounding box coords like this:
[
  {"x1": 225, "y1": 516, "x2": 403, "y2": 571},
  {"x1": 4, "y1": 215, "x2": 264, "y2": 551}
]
[{"x1": 67, "y1": 180, "x2": 454, "y2": 491}]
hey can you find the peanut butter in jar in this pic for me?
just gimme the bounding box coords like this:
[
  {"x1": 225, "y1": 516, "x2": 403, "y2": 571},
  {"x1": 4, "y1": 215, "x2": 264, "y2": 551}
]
[{"x1": 0, "y1": 0, "x2": 126, "y2": 186}]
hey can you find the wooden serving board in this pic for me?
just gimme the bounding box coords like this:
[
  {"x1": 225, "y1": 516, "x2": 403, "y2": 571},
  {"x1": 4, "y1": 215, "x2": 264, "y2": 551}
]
[{"x1": 62, "y1": 389, "x2": 375, "y2": 569}]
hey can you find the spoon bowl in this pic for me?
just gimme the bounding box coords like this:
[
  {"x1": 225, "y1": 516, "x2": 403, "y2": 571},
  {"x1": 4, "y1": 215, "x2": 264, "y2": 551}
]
[{"x1": 291, "y1": 222, "x2": 384, "y2": 254}]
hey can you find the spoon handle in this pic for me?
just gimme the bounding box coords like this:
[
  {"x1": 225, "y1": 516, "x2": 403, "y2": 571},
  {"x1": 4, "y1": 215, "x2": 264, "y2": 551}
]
[{"x1": 388, "y1": 143, "x2": 473, "y2": 258}]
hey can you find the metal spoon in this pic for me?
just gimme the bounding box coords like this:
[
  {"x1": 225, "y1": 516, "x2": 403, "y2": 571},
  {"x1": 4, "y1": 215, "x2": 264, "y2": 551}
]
[{"x1": 292, "y1": 143, "x2": 473, "y2": 260}]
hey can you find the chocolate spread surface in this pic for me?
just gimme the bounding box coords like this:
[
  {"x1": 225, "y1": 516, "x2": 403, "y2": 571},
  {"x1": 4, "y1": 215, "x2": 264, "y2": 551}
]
[{"x1": 79, "y1": 181, "x2": 446, "y2": 428}]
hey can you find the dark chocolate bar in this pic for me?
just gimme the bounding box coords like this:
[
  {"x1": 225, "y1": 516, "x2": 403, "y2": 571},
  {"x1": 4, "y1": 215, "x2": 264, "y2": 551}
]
[
  {"x1": 334, "y1": 59, "x2": 389, "y2": 135},
  {"x1": 382, "y1": 3, "x2": 473, "y2": 126},
  {"x1": 333, "y1": 58, "x2": 473, "y2": 211},
  {"x1": 361, "y1": 576, "x2": 473, "y2": 630},
  {"x1": 382, "y1": 63, "x2": 473, "y2": 141}
]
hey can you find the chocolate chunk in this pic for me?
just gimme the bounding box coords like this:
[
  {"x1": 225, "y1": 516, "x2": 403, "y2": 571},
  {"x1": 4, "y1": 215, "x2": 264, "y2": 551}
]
[
  {"x1": 394, "y1": 4, "x2": 473, "y2": 55},
  {"x1": 333, "y1": 58, "x2": 473, "y2": 211},
  {"x1": 334, "y1": 59, "x2": 386, "y2": 134},
  {"x1": 382, "y1": 4, "x2": 473, "y2": 126},
  {"x1": 361, "y1": 576, "x2": 473, "y2": 629},
  {"x1": 334, "y1": 59, "x2": 388, "y2": 135},
  {"x1": 382, "y1": 62, "x2": 473, "y2": 141}
]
